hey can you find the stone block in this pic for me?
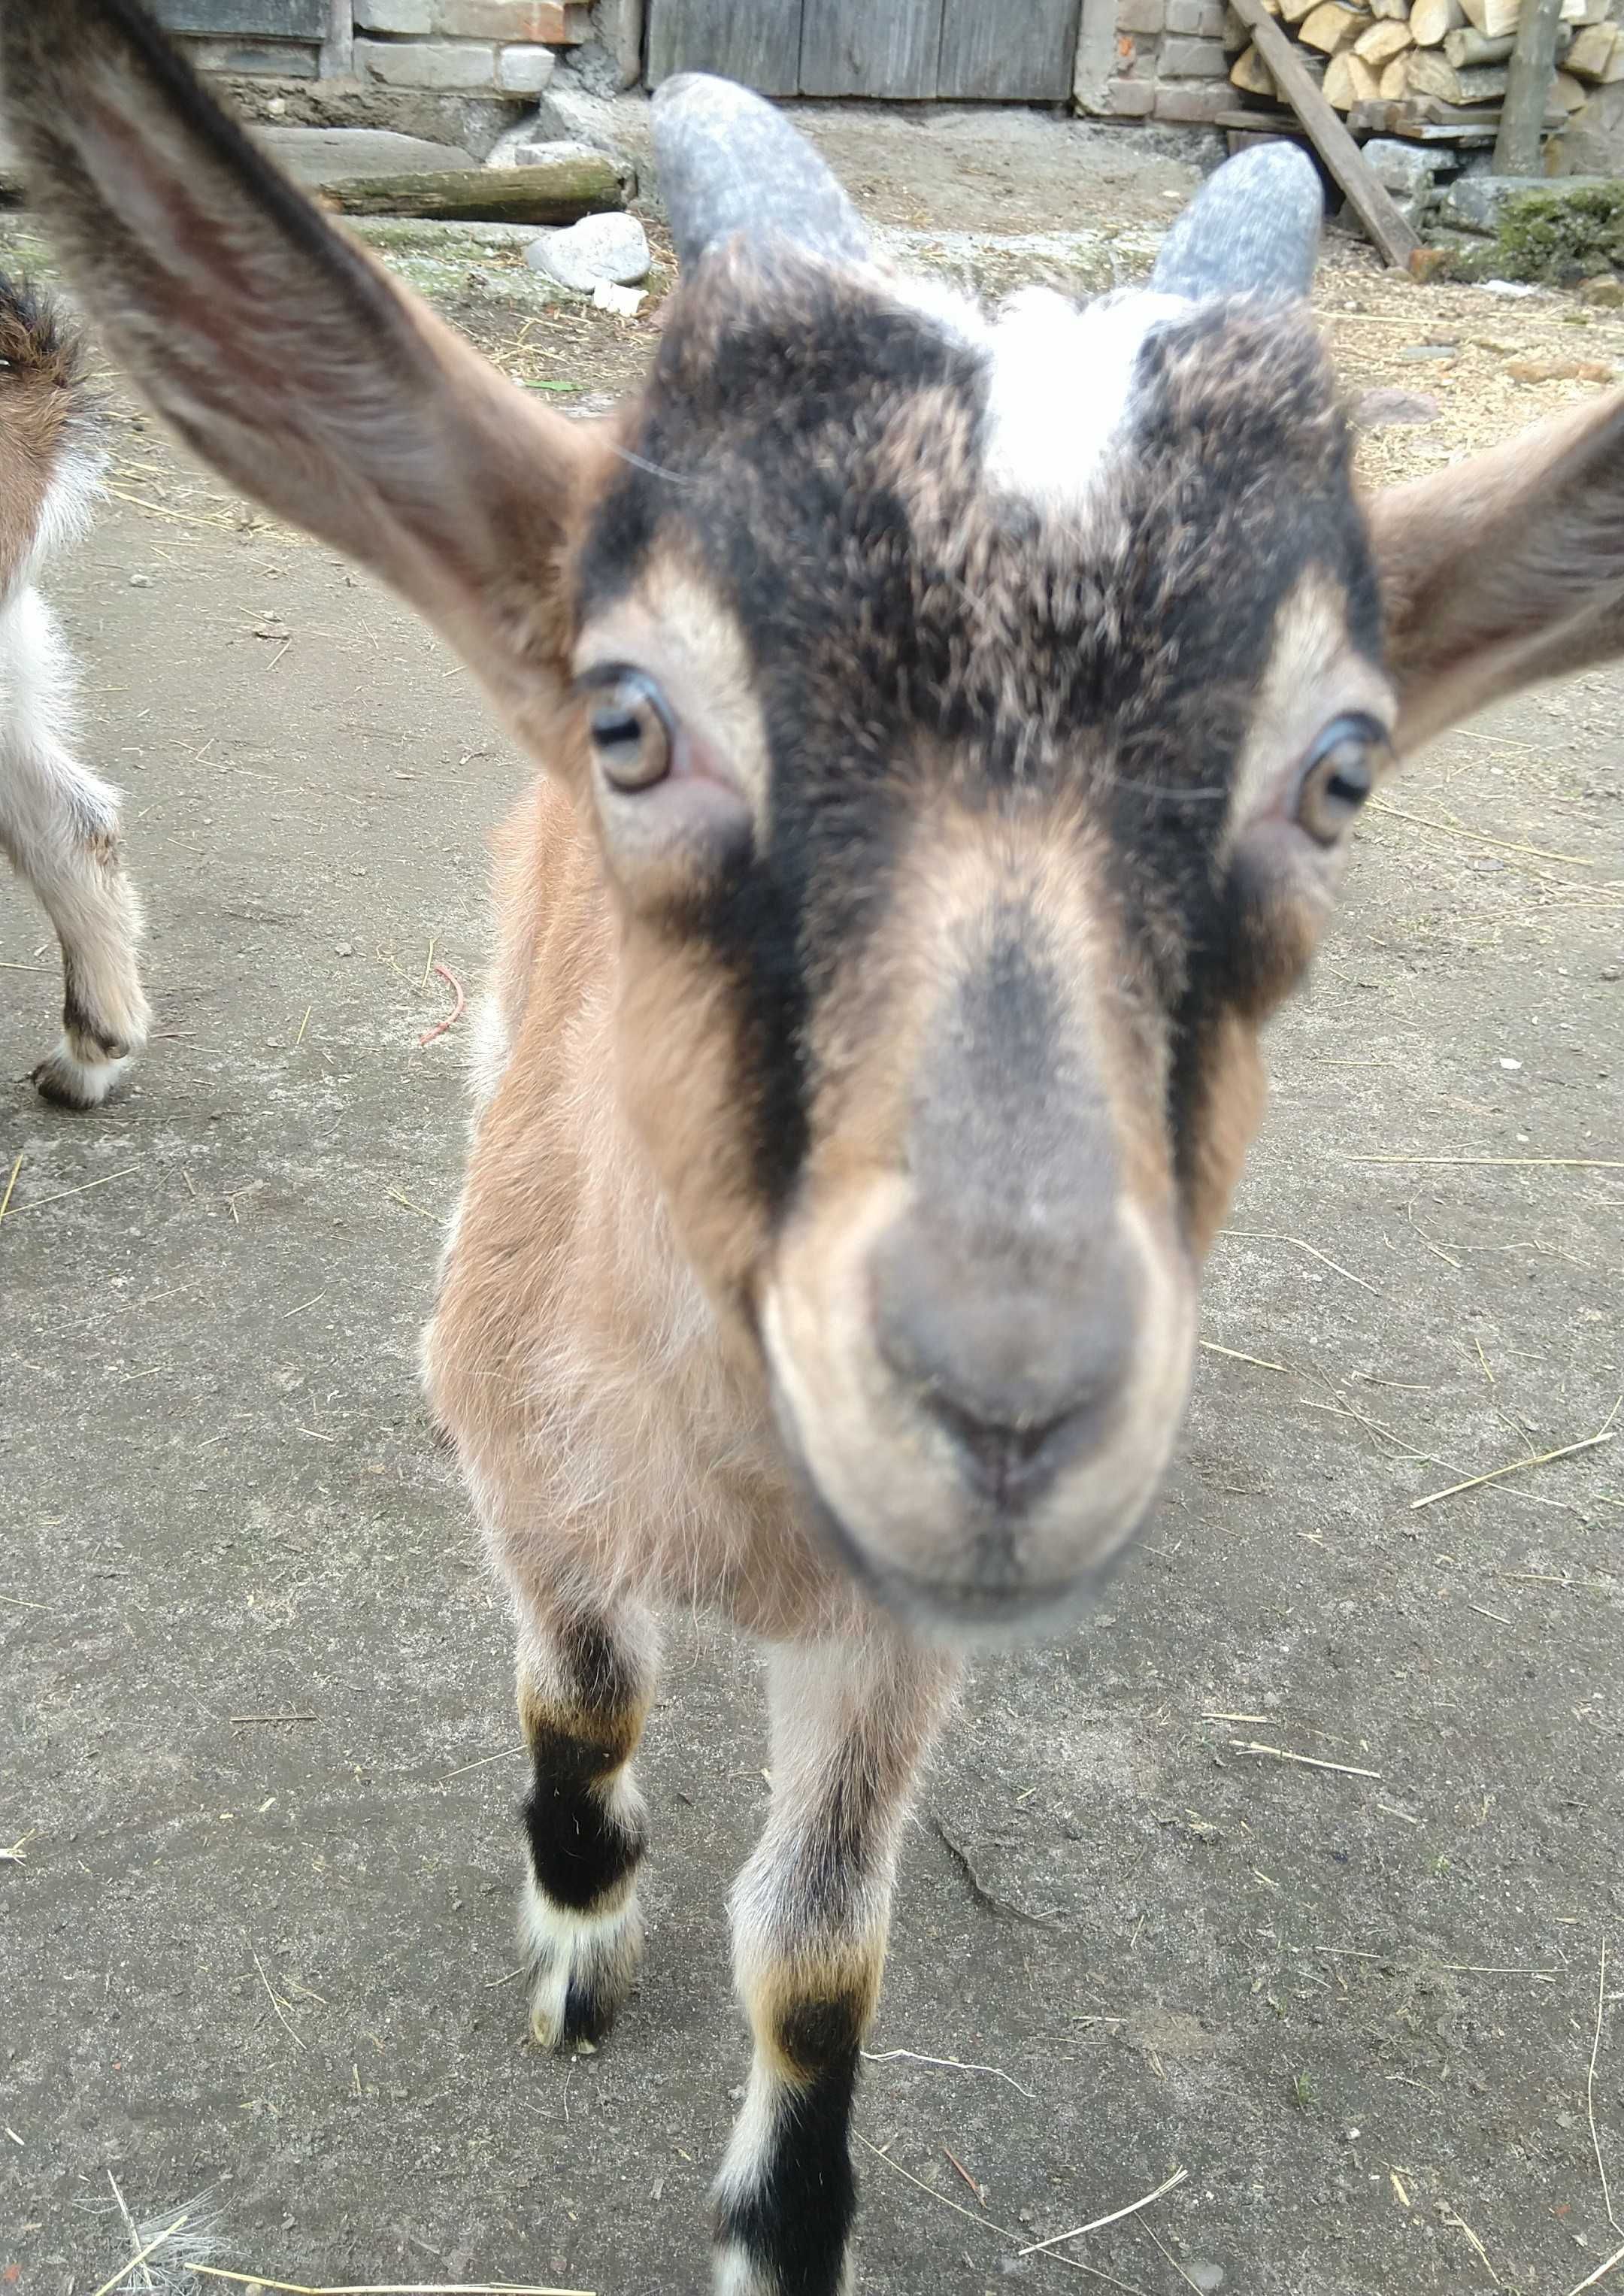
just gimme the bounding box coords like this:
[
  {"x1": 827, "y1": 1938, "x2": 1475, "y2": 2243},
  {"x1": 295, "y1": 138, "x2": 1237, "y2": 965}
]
[
  {"x1": 1363, "y1": 137, "x2": 1443, "y2": 196},
  {"x1": 1104, "y1": 72, "x2": 1157, "y2": 109},
  {"x1": 354, "y1": 0, "x2": 433, "y2": 31},
  {"x1": 1117, "y1": 0, "x2": 1167, "y2": 33},
  {"x1": 1153, "y1": 78, "x2": 1232, "y2": 114},
  {"x1": 355, "y1": 35, "x2": 499, "y2": 86},
  {"x1": 1158, "y1": 32, "x2": 1230, "y2": 71},
  {"x1": 435, "y1": 0, "x2": 589, "y2": 35},
  {"x1": 1439, "y1": 171, "x2": 1556, "y2": 232},
  {"x1": 1165, "y1": 0, "x2": 1229, "y2": 35},
  {"x1": 497, "y1": 42, "x2": 557, "y2": 89}
]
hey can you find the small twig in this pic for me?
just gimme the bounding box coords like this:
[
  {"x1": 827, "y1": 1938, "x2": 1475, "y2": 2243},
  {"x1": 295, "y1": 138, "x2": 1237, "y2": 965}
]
[
  {"x1": 108, "y1": 2170, "x2": 154, "y2": 2293},
  {"x1": 1230, "y1": 1740, "x2": 1381, "y2": 1780},
  {"x1": 1565, "y1": 2237, "x2": 1624, "y2": 2295},
  {"x1": 0, "y1": 1831, "x2": 38, "y2": 1864},
  {"x1": 1017, "y1": 2167, "x2": 1190, "y2": 2256},
  {"x1": 942, "y1": 2145, "x2": 986, "y2": 2205},
  {"x1": 5, "y1": 1166, "x2": 140, "y2": 1216},
  {"x1": 419, "y1": 961, "x2": 466, "y2": 1048},
  {"x1": 1369, "y1": 797, "x2": 1589, "y2": 868},
  {"x1": 1349, "y1": 1155, "x2": 1624, "y2": 1171},
  {"x1": 441, "y1": 1742, "x2": 526, "y2": 1782},
  {"x1": 230, "y1": 1713, "x2": 318, "y2": 1725},
  {"x1": 1219, "y1": 1227, "x2": 1381, "y2": 1297},
  {"x1": 292, "y1": 1003, "x2": 312, "y2": 1049},
  {"x1": 0, "y1": 1153, "x2": 22, "y2": 1228},
  {"x1": 253, "y1": 1948, "x2": 306, "y2": 2052},
  {"x1": 1198, "y1": 1339, "x2": 1289, "y2": 1374},
  {"x1": 1440, "y1": 2202, "x2": 1501, "y2": 2288},
  {"x1": 86, "y1": 2213, "x2": 189, "y2": 2296},
  {"x1": 1410, "y1": 1430, "x2": 1614, "y2": 1513},
  {"x1": 389, "y1": 1190, "x2": 441, "y2": 1222},
  {"x1": 856, "y1": 2137, "x2": 1159, "y2": 2294},
  {"x1": 1590, "y1": 1941, "x2": 1619, "y2": 2236},
  {"x1": 861, "y1": 2046, "x2": 1036, "y2": 2101},
  {"x1": 190, "y1": 2276, "x2": 593, "y2": 2296}
]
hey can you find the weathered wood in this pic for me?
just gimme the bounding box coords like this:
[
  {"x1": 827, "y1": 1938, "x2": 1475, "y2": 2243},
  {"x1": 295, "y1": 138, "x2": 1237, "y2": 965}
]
[
  {"x1": 1350, "y1": 89, "x2": 1568, "y2": 123},
  {"x1": 1406, "y1": 47, "x2": 1510, "y2": 93},
  {"x1": 1551, "y1": 64, "x2": 1591, "y2": 99},
  {"x1": 153, "y1": 0, "x2": 325, "y2": 32},
  {"x1": 1564, "y1": 20, "x2": 1618, "y2": 74},
  {"x1": 1459, "y1": 0, "x2": 1520, "y2": 38},
  {"x1": 1369, "y1": 0, "x2": 1410, "y2": 20},
  {"x1": 646, "y1": 0, "x2": 801, "y2": 93},
  {"x1": 1379, "y1": 50, "x2": 1414, "y2": 89},
  {"x1": 1356, "y1": 18, "x2": 1415, "y2": 63},
  {"x1": 1216, "y1": 103, "x2": 1307, "y2": 126},
  {"x1": 1410, "y1": 0, "x2": 1466, "y2": 46},
  {"x1": 1325, "y1": 47, "x2": 1382, "y2": 100},
  {"x1": 1228, "y1": 0, "x2": 1423, "y2": 264},
  {"x1": 801, "y1": 0, "x2": 943, "y2": 95},
  {"x1": 1231, "y1": 40, "x2": 1281, "y2": 88},
  {"x1": 938, "y1": 0, "x2": 1081, "y2": 97},
  {"x1": 1445, "y1": 26, "x2": 1515, "y2": 62},
  {"x1": 1299, "y1": 2, "x2": 1371, "y2": 51},
  {"x1": 315, "y1": 159, "x2": 626, "y2": 223},
  {"x1": 1495, "y1": 0, "x2": 1564, "y2": 161}
]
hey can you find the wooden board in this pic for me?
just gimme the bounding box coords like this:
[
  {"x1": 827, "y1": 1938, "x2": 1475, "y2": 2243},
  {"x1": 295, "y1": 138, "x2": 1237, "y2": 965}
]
[
  {"x1": 1228, "y1": 0, "x2": 1423, "y2": 266},
  {"x1": 801, "y1": 0, "x2": 943, "y2": 95},
  {"x1": 938, "y1": 0, "x2": 1082, "y2": 98},
  {"x1": 646, "y1": 0, "x2": 802, "y2": 92},
  {"x1": 153, "y1": 0, "x2": 326, "y2": 32}
]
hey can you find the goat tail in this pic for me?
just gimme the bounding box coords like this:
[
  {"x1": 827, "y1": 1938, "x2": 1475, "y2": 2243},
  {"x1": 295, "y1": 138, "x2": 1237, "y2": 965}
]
[{"x1": 0, "y1": 271, "x2": 107, "y2": 592}]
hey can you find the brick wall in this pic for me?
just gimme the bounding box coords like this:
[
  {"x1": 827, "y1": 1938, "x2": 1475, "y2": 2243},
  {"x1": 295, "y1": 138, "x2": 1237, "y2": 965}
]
[
  {"x1": 1076, "y1": 0, "x2": 1233, "y2": 123},
  {"x1": 350, "y1": 0, "x2": 590, "y2": 92}
]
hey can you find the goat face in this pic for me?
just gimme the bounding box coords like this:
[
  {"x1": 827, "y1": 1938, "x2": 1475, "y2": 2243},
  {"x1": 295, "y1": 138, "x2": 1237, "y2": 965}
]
[{"x1": 577, "y1": 235, "x2": 1383, "y2": 1631}]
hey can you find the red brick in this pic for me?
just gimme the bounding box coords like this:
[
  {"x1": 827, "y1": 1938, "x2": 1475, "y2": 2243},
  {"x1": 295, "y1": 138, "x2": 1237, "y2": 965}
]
[{"x1": 434, "y1": 0, "x2": 588, "y2": 38}]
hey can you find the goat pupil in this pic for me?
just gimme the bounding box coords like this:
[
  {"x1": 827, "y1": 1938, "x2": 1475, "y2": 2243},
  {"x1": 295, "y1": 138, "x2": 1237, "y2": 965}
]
[
  {"x1": 1327, "y1": 752, "x2": 1371, "y2": 808},
  {"x1": 592, "y1": 705, "x2": 642, "y2": 756}
]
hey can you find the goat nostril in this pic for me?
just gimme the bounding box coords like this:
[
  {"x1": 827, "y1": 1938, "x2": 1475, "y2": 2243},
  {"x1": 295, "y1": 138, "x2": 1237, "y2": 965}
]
[{"x1": 924, "y1": 1389, "x2": 1096, "y2": 1506}]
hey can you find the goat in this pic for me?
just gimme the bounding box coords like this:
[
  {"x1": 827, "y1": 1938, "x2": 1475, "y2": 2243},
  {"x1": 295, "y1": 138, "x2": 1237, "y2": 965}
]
[
  {"x1": 8, "y1": 7, "x2": 1624, "y2": 2289},
  {"x1": 0, "y1": 273, "x2": 148, "y2": 1107}
]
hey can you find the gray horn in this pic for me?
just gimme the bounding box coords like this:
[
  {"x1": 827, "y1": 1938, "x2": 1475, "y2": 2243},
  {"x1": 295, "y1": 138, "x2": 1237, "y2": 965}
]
[
  {"x1": 653, "y1": 72, "x2": 871, "y2": 274},
  {"x1": 1150, "y1": 144, "x2": 1323, "y2": 301}
]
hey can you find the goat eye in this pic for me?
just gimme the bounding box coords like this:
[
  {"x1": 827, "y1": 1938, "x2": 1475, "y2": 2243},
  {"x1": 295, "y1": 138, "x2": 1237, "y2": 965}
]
[
  {"x1": 588, "y1": 672, "x2": 672, "y2": 792},
  {"x1": 1296, "y1": 716, "x2": 1381, "y2": 846}
]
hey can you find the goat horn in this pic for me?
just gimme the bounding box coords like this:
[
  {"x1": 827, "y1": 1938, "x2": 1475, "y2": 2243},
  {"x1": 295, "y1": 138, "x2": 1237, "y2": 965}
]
[
  {"x1": 653, "y1": 72, "x2": 872, "y2": 276},
  {"x1": 1150, "y1": 144, "x2": 1323, "y2": 301}
]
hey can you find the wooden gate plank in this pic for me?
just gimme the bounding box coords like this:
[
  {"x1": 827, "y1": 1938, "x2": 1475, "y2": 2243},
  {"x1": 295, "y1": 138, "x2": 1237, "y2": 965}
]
[
  {"x1": 647, "y1": 0, "x2": 802, "y2": 92},
  {"x1": 800, "y1": 0, "x2": 944, "y2": 97},
  {"x1": 153, "y1": 0, "x2": 327, "y2": 35},
  {"x1": 938, "y1": 0, "x2": 1083, "y2": 97}
]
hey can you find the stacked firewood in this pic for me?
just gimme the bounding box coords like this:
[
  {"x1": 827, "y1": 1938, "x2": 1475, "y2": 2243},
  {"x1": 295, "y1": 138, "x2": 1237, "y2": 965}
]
[{"x1": 1228, "y1": 0, "x2": 1623, "y2": 116}]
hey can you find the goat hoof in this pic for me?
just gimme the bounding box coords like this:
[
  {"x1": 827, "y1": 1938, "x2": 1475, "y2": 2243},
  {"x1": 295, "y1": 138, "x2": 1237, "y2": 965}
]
[
  {"x1": 520, "y1": 1876, "x2": 644, "y2": 2052},
  {"x1": 31, "y1": 1040, "x2": 129, "y2": 1109}
]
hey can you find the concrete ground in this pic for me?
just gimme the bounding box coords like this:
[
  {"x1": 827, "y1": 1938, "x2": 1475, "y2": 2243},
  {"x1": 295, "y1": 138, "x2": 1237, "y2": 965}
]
[{"x1": 2, "y1": 110, "x2": 1622, "y2": 2296}]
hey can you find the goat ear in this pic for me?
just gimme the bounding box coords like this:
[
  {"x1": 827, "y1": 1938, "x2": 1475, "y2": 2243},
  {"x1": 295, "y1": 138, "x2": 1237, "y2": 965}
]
[
  {"x1": 1369, "y1": 388, "x2": 1624, "y2": 756},
  {"x1": 0, "y1": 0, "x2": 589, "y2": 729}
]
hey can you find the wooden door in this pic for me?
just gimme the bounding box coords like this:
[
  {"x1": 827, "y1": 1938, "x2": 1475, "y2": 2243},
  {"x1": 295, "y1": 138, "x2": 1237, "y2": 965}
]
[
  {"x1": 153, "y1": 0, "x2": 327, "y2": 32},
  {"x1": 647, "y1": 0, "x2": 1082, "y2": 100}
]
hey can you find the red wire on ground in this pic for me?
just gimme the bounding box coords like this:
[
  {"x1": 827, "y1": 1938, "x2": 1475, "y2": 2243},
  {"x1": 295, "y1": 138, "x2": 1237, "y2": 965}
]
[{"x1": 419, "y1": 960, "x2": 466, "y2": 1047}]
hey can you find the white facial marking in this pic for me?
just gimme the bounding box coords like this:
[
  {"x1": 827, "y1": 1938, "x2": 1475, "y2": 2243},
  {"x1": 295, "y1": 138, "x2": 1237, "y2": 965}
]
[{"x1": 981, "y1": 286, "x2": 1189, "y2": 517}]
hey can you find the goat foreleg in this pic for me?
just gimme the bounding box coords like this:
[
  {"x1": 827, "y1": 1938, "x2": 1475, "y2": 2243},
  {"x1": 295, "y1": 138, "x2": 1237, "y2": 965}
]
[{"x1": 713, "y1": 1633, "x2": 960, "y2": 2296}]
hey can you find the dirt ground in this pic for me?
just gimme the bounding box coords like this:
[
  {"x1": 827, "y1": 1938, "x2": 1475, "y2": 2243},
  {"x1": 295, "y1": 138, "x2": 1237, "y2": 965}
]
[{"x1": 2, "y1": 108, "x2": 1622, "y2": 2296}]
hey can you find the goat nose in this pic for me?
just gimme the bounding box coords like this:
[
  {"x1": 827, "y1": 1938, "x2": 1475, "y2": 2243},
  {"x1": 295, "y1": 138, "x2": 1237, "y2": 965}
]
[{"x1": 872, "y1": 1224, "x2": 1138, "y2": 1507}]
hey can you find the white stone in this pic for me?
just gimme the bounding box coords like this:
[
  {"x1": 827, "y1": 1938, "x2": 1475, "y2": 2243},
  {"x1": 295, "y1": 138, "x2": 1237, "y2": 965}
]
[
  {"x1": 353, "y1": 0, "x2": 433, "y2": 31},
  {"x1": 526, "y1": 210, "x2": 650, "y2": 291},
  {"x1": 497, "y1": 43, "x2": 557, "y2": 93},
  {"x1": 354, "y1": 35, "x2": 498, "y2": 89}
]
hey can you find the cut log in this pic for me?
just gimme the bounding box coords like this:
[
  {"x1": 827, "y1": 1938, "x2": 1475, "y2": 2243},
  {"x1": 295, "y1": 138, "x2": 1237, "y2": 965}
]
[
  {"x1": 1459, "y1": 0, "x2": 1521, "y2": 38},
  {"x1": 1405, "y1": 47, "x2": 1510, "y2": 94},
  {"x1": 1325, "y1": 47, "x2": 1384, "y2": 101},
  {"x1": 1410, "y1": 0, "x2": 1466, "y2": 44},
  {"x1": 1299, "y1": 2, "x2": 1373, "y2": 50},
  {"x1": 1551, "y1": 63, "x2": 1591, "y2": 99},
  {"x1": 1600, "y1": 35, "x2": 1624, "y2": 77},
  {"x1": 1230, "y1": 40, "x2": 1281, "y2": 89},
  {"x1": 1279, "y1": 0, "x2": 1322, "y2": 23},
  {"x1": 1380, "y1": 50, "x2": 1414, "y2": 89},
  {"x1": 1356, "y1": 17, "x2": 1415, "y2": 62},
  {"x1": 1227, "y1": 0, "x2": 1424, "y2": 263},
  {"x1": 1445, "y1": 26, "x2": 1513, "y2": 61},
  {"x1": 315, "y1": 158, "x2": 627, "y2": 224},
  {"x1": 1369, "y1": 0, "x2": 1410, "y2": 18},
  {"x1": 1564, "y1": 20, "x2": 1618, "y2": 74},
  {"x1": 1571, "y1": 0, "x2": 1612, "y2": 25}
]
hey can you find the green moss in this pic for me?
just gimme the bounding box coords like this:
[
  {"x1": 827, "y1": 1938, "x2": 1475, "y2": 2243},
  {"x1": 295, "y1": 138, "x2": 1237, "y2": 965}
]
[{"x1": 1492, "y1": 180, "x2": 1624, "y2": 283}]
